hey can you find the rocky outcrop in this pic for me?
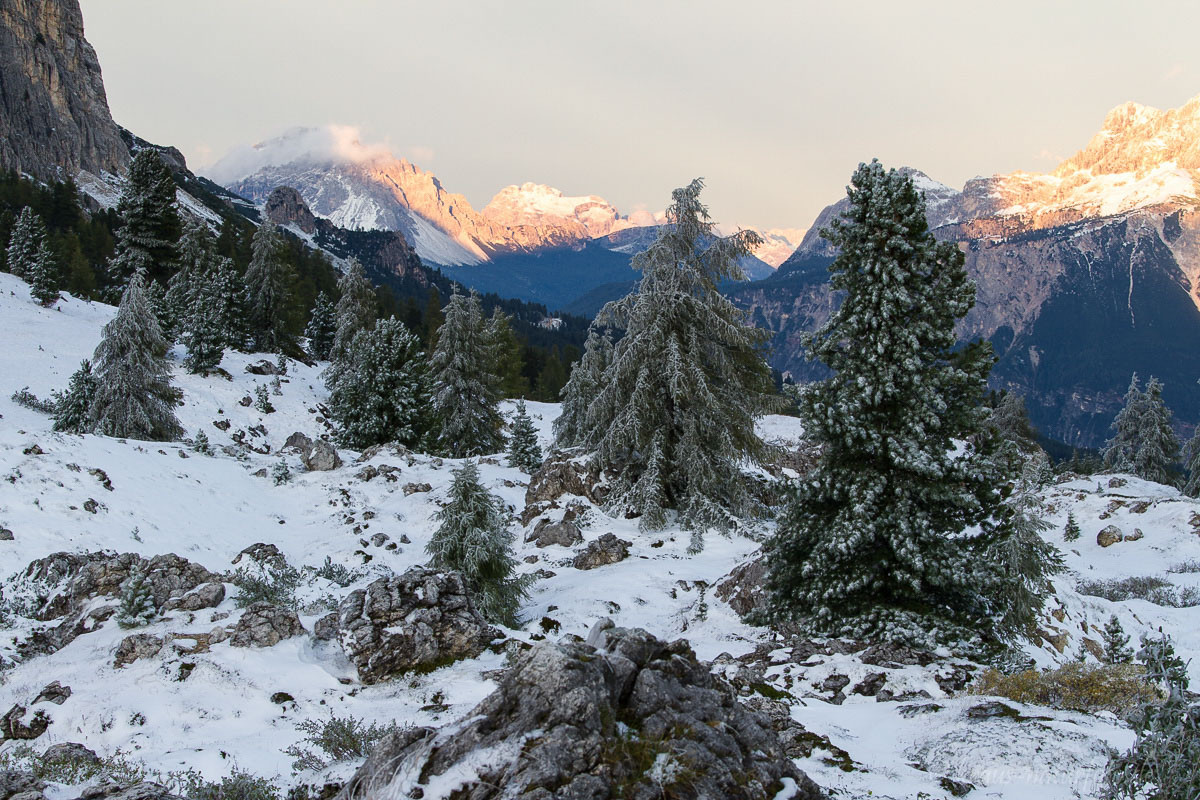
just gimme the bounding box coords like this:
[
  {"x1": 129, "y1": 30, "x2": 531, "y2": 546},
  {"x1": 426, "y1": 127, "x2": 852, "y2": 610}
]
[
  {"x1": 302, "y1": 439, "x2": 342, "y2": 472},
  {"x1": 336, "y1": 568, "x2": 498, "y2": 684},
  {"x1": 522, "y1": 453, "x2": 607, "y2": 525},
  {"x1": 229, "y1": 603, "x2": 304, "y2": 648},
  {"x1": 338, "y1": 622, "x2": 823, "y2": 800},
  {"x1": 264, "y1": 186, "x2": 318, "y2": 234},
  {"x1": 714, "y1": 555, "x2": 769, "y2": 619},
  {"x1": 525, "y1": 518, "x2": 582, "y2": 548},
  {"x1": 572, "y1": 533, "x2": 630, "y2": 570},
  {"x1": 113, "y1": 633, "x2": 163, "y2": 668},
  {"x1": 0, "y1": 0, "x2": 129, "y2": 181}
]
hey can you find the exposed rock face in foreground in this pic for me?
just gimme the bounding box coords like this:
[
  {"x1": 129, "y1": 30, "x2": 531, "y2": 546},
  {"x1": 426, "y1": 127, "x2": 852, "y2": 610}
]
[
  {"x1": 0, "y1": 0, "x2": 129, "y2": 180},
  {"x1": 338, "y1": 622, "x2": 824, "y2": 799},
  {"x1": 335, "y1": 567, "x2": 499, "y2": 684}
]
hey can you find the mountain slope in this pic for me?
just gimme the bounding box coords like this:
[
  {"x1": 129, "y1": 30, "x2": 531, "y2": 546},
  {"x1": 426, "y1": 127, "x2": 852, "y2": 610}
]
[{"x1": 736, "y1": 100, "x2": 1200, "y2": 446}]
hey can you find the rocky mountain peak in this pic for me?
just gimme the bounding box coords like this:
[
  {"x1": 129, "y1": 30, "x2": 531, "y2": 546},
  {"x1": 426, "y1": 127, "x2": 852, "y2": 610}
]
[
  {"x1": 1058, "y1": 95, "x2": 1200, "y2": 177},
  {"x1": 264, "y1": 186, "x2": 317, "y2": 235},
  {"x1": 0, "y1": 0, "x2": 129, "y2": 181},
  {"x1": 481, "y1": 182, "x2": 635, "y2": 240}
]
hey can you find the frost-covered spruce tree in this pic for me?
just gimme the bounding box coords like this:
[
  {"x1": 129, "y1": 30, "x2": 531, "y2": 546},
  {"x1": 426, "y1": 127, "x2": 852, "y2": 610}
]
[
  {"x1": 109, "y1": 149, "x2": 180, "y2": 288},
  {"x1": 88, "y1": 270, "x2": 183, "y2": 441},
  {"x1": 430, "y1": 289, "x2": 503, "y2": 457},
  {"x1": 1101, "y1": 615, "x2": 1133, "y2": 664},
  {"x1": 426, "y1": 460, "x2": 531, "y2": 626},
  {"x1": 765, "y1": 160, "x2": 1010, "y2": 648},
  {"x1": 1063, "y1": 512, "x2": 1081, "y2": 542},
  {"x1": 211, "y1": 256, "x2": 249, "y2": 351},
  {"x1": 330, "y1": 258, "x2": 376, "y2": 362},
  {"x1": 489, "y1": 309, "x2": 529, "y2": 399},
  {"x1": 143, "y1": 277, "x2": 172, "y2": 336},
  {"x1": 583, "y1": 180, "x2": 779, "y2": 547},
  {"x1": 1131, "y1": 377, "x2": 1179, "y2": 486},
  {"x1": 192, "y1": 429, "x2": 212, "y2": 455},
  {"x1": 1183, "y1": 412, "x2": 1200, "y2": 498},
  {"x1": 304, "y1": 290, "x2": 337, "y2": 361},
  {"x1": 5, "y1": 206, "x2": 44, "y2": 279},
  {"x1": 28, "y1": 239, "x2": 60, "y2": 306},
  {"x1": 165, "y1": 220, "x2": 214, "y2": 336},
  {"x1": 182, "y1": 279, "x2": 224, "y2": 374},
  {"x1": 324, "y1": 317, "x2": 431, "y2": 449},
  {"x1": 116, "y1": 565, "x2": 156, "y2": 628},
  {"x1": 990, "y1": 391, "x2": 1040, "y2": 456},
  {"x1": 272, "y1": 457, "x2": 291, "y2": 486},
  {"x1": 243, "y1": 217, "x2": 295, "y2": 353},
  {"x1": 985, "y1": 452, "x2": 1064, "y2": 637},
  {"x1": 506, "y1": 399, "x2": 542, "y2": 472},
  {"x1": 1103, "y1": 634, "x2": 1200, "y2": 800},
  {"x1": 553, "y1": 326, "x2": 613, "y2": 448},
  {"x1": 1103, "y1": 374, "x2": 1145, "y2": 473},
  {"x1": 52, "y1": 360, "x2": 96, "y2": 434}
]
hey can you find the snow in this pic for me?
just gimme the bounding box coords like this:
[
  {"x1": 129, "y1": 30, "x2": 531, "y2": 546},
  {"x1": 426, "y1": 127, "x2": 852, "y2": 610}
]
[{"x1": 1, "y1": 269, "x2": 1198, "y2": 798}]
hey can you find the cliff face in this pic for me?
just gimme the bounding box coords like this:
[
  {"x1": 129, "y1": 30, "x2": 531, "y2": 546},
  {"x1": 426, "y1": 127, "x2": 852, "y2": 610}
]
[{"x1": 0, "y1": 0, "x2": 128, "y2": 180}]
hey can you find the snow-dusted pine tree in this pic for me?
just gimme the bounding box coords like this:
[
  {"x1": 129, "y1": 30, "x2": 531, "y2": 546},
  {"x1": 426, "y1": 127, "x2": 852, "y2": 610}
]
[
  {"x1": 28, "y1": 239, "x2": 60, "y2": 306},
  {"x1": 765, "y1": 160, "x2": 1010, "y2": 648},
  {"x1": 272, "y1": 457, "x2": 291, "y2": 485},
  {"x1": 1064, "y1": 512, "x2": 1081, "y2": 542},
  {"x1": 1103, "y1": 374, "x2": 1145, "y2": 473},
  {"x1": 426, "y1": 460, "x2": 531, "y2": 626},
  {"x1": 109, "y1": 149, "x2": 180, "y2": 289},
  {"x1": 324, "y1": 317, "x2": 431, "y2": 449},
  {"x1": 1183, "y1": 403, "x2": 1200, "y2": 497},
  {"x1": 506, "y1": 399, "x2": 542, "y2": 472},
  {"x1": 1102, "y1": 615, "x2": 1133, "y2": 664},
  {"x1": 430, "y1": 289, "x2": 503, "y2": 457},
  {"x1": 192, "y1": 429, "x2": 212, "y2": 455},
  {"x1": 243, "y1": 217, "x2": 295, "y2": 354},
  {"x1": 52, "y1": 360, "x2": 96, "y2": 434},
  {"x1": 990, "y1": 392, "x2": 1040, "y2": 455},
  {"x1": 5, "y1": 206, "x2": 44, "y2": 279},
  {"x1": 211, "y1": 256, "x2": 249, "y2": 351},
  {"x1": 88, "y1": 270, "x2": 183, "y2": 441},
  {"x1": 165, "y1": 220, "x2": 214, "y2": 336},
  {"x1": 116, "y1": 565, "x2": 156, "y2": 628},
  {"x1": 985, "y1": 452, "x2": 1064, "y2": 637},
  {"x1": 304, "y1": 291, "x2": 337, "y2": 361},
  {"x1": 553, "y1": 326, "x2": 613, "y2": 449},
  {"x1": 330, "y1": 258, "x2": 376, "y2": 362},
  {"x1": 143, "y1": 277, "x2": 171, "y2": 337},
  {"x1": 182, "y1": 278, "x2": 224, "y2": 374},
  {"x1": 489, "y1": 309, "x2": 529, "y2": 399},
  {"x1": 582, "y1": 179, "x2": 780, "y2": 548},
  {"x1": 1131, "y1": 377, "x2": 1179, "y2": 486}
]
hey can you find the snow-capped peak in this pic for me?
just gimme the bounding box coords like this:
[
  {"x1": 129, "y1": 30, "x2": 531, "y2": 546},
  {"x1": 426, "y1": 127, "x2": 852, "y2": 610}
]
[{"x1": 481, "y1": 182, "x2": 639, "y2": 240}]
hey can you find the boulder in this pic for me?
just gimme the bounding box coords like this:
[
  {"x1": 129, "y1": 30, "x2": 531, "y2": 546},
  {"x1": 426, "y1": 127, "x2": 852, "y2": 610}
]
[
  {"x1": 1, "y1": 705, "x2": 49, "y2": 741},
  {"x1": 282, "y1": 431, "x2": 314, "y2": 453},
  {"x1": 113, "y1": 634, "x2": 163, "y2": 668},
  {"x1": 525, "y1": 518, "x2": 582, "y2": 548},
  {"x1": 231, "y1": 543, "x2": 287, "y2": 573},
  {"x1": 245, "y1": 359, "x2": 280, "y2": 375},
  {"x1": 70, "y1": 783, "x2": 186, "y2": 800},
  {"x1": 0, "y1": 769, "x2": 46, "y2": 799},
  {"x1": 524, "y1": 452, "x2": 607, "y2": 507},
  {"x1": 402, "y1": 482, "x2": 432, "y2": 496},
  {"x1": 572, "y1": 533, "x2": 631, "y2": 570},
  {"x1": 42, "y1": 742, "x2": 100, "y2": 766},
  {"x1": 160, "y1": 582, "x2": 225, "y2": 613},
  {"x1": 302, "y1": 440, "x2": 342, "y2": 472},
  {"x1": 1097, "y1": 525, "x2": 1123, "y2": 547},
  {"x1": 337, "y1": 623, "x2": 823, "y2": 800},
  {"x1": 32, "y1": 682, "x2": 71, "y2": 705},
  {"x1": 336, "y1": 568, "x2": 498, "y2": 684},
  {"x1": 229, "y1": 603, "x2": 304, "y2": 648},
  {"x1": 714, "y1": 555, "x2": 768, "y2": 619},
  {"x1": 1125, "y1": 527, "x2": 1145, "y2": 542}
]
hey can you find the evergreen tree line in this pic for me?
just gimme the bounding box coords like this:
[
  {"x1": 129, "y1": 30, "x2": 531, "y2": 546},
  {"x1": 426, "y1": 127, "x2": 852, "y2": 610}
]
[{"x1": 1099, "y1": 372, "x2": 1200, "y2": 494}]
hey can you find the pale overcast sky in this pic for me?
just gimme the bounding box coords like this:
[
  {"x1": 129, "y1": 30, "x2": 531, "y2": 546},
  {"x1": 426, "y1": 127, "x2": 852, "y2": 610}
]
[{"x1": 81, "y1": 1, "x2": 1200, "y2": 230}]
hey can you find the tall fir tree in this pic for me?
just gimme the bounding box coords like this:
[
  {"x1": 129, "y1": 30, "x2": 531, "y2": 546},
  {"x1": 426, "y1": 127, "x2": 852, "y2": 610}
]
[
  {"x1": 165, "y1": 220, "x2": 215, "y2": 337},
  {"x1": 1101, "y1": 615, "x2": 1133, "y2": 664},
  {"x1": 304, "y1": 290, "x2": 337, "y2": 361},
  {"x1": 182, "y1": 278, "x2": 225, "y2": 374},
  {"x1": 324, "y1": 317, "x2": 431, "y2": 449},
  {"x1": 765, "y1": 160, "x2": 1010, "y2": 648},
  {"x1": 109, "y1": 149, "x2": 181, "y2": 289},
  {"x1": 143, "y1": 278, "x2": 171, "y2": 337},
  {"x1": 1064, "y1": 511, "x2": 1081, "y2": 542},
  {"x1": 330, "y1": 258, "x2": 376, "y2": 361},
  {"x1": 426, "y1": 461, "x2": 531, "y2": 626},
  {"x1": 52, "y1": 360, "x2": 96, "y2": 434},
  {"x1": 488, "y1": 309, "x2": 530, "y2": 399},
  {"x1": 211, "y1": 255, "x2": 249, "y2": 351},
  {"x1": 28, "y1": 239, "x2": 60, "y2": 306},
  {"x1": 1131, "y1": 377, "x2": 1179, "y2": 486},
  {"x1": 506, "y1": 399, "x2": 542, "y2": 472},
  {"x1": 88, "y1": 270, "x2": 183, "y2": 441},
  {"x1": 243, "y1": 217, "x2": 295, "y2": 353},
  {"x1": 985, "y1": 452, "x2": 1064, "y2": 637},
  {"x1": 5, "y1": 206, "x2": 45, "y2": 279},
  {"x1": 1183, "y1": 397, "x2": 1200, "y2": 497},
  {"x1": 554, "y1": 326, "x2": 613, "y2": 448},
  {"x1": 1103, "y1": 374, "x2": 1146, "y2": 473},
  {"x1": 582, "y1": 179, "x2": 780, "y2": 548},
  {"x1": 430, "y1": 289, "x2": 504, "y2": 457},
  {"x1": 990, "y1": 392, "x2": 1041, "y2": 456}
]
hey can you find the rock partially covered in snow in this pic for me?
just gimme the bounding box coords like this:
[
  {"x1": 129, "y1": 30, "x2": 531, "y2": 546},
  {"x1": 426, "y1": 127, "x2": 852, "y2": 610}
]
[
  {"x1": 524, "y1": 452, "x2": 607, "y2": 507},
  {"x1": 525, "y1": 518, "x2": 582, "y2": 548},
  {"x1": 229, "y1": 603, "x2": 305, "y2": 648},
  {"x1": 113, "y1": 633, "x2": 163, "y2": 667},
  {"x1": 714, "y1": 554, "x2": 768, "y2": 619},
  {"x1": 338, "y1": 623, "x2": 822, "y2": 799},
  {"x1": 336, "y1": 567, "x2": 498, "y2": 684},
  {"x1": 302, "y1": 439, "x2": 342, "y2": 472},
  {"x1": 572, "y1": 533, "x2": 630, "y2": 570}
]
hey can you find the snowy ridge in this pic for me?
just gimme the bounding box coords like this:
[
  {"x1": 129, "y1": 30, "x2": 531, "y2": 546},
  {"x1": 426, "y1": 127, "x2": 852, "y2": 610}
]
[{"x1": 1, "y1": 270, "x2": 1199, "y2": 798}]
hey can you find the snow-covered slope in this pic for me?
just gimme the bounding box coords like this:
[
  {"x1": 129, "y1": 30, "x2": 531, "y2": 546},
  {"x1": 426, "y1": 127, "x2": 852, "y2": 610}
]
[{"x1": 2, "y1": 271, "x2": 1199, "y2": 798}]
